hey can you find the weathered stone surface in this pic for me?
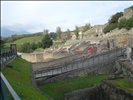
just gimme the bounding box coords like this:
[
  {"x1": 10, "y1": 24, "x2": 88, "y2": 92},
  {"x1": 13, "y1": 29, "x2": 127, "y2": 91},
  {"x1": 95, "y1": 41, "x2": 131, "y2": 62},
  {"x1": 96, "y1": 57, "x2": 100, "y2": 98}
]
[
  {"x1": 65, "y1": 82, "x2": 133, "y2": 100},
  {"x1": 108, "y1": 74, "x2": 116, "y2": 80}
]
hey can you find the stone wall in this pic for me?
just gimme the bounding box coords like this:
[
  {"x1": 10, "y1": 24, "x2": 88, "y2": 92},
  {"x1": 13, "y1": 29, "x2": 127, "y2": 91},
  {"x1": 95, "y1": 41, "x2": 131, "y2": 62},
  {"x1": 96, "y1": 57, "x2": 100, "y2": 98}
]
[
  {"x1": 36, "y1": 61, "x2": 117, "y2": 85},
  {"x1": 32, "y1": 53, "x2": 83, "y2": 70},
  {"x1": 21, "y1": 51, "x2": 71, "y2": 63},
  {"x1": 105, "y1": 28, "x2": 133, "y2": 47},
  {"x1": 21, "y1": 53, "x2": 38, "y2": 62},
  {"x1": 84, "y1": 25, "x2": 106, "y2": 37},
  {"x1": 65, "y1": 81, "x2": 133, "y2": 100},
  {"x1": 119, "y1": 7, "x2": 133, "y2": 21}
]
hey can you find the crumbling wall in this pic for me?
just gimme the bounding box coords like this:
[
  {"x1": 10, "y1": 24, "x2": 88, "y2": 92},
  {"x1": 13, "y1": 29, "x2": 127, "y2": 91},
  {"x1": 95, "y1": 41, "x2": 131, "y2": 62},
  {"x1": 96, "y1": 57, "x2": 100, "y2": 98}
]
[{"x1": 65, "y1": 82, "x2": 133, "y2": 100}]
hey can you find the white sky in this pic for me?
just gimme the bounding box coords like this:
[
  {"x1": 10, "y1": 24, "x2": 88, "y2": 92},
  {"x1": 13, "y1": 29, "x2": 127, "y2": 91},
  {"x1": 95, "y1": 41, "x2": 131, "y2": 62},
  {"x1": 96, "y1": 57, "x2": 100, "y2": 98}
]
[{"x1": 1, "y1": 1, "x2": 133, "y2": 33}]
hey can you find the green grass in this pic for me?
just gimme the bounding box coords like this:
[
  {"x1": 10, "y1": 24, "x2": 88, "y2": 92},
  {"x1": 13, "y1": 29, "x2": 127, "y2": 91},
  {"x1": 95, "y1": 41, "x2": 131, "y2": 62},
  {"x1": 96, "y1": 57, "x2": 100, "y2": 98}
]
[
  {"x1": 4, "y1": 43, "x2": 10, "y2": 48},
  {"x1": 39, "y1": 74, "x2": 108, "y2": 100},
  {"x1": 2, "y1": 57, "x2": 48, "y2": 100},
  {"x1": 53, "y1": 41, "x2": 65, "y2": 46},
  {"x1": 13, "y1": 35, "x2": 65, "y2": 50},
  {"x1": 13, "y1": 35, "x2": 43, "y2": 48},
  {"x1": 109, "y1": 77, "x2": 133, "y2": 93}
]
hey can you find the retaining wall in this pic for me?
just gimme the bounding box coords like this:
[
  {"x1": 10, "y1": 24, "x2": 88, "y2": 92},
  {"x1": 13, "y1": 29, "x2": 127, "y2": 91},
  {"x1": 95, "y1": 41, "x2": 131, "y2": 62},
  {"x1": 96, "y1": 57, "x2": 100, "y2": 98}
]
[{"x1": 65, "y1": 81, "x2": 133, "y2": 100}]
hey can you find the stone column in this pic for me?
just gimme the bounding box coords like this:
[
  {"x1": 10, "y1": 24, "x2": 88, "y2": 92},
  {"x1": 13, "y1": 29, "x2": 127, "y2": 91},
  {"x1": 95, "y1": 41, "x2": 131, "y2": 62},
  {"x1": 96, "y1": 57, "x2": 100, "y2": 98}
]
[{"x1": 126, "y1": 47, "x2": 132, "y2": 61}]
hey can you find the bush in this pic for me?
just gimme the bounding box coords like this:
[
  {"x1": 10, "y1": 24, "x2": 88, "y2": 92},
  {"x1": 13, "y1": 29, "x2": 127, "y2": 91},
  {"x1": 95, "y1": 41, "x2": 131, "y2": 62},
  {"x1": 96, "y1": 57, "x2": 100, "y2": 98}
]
[
  {"x1": 118, "y1": 18, "x2": 127, "y2": 29},
  {"x1": 104, "y1": 13, "x2": 133, "y2": 33},
  {"x1": 103, "y1": 23, "x2": 118, "y2": 33},
  {"x1": 109, "y1": 12, "x2": 123, "y2": 24}
]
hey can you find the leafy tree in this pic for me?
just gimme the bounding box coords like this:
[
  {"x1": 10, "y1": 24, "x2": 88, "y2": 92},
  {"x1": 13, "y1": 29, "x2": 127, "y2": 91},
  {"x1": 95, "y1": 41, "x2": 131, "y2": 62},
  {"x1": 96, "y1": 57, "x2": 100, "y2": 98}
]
[
  {"x1": 31, "y1": 42, "x2": 37, "y2": 50},
  {"x1": 83, "y1": 23, "x2": 90, "y2": 32},
  {"x1": 109, "y1": 12, "x2": 123, "y2": 24},
  {"x1": 37, "y1": 42, "x2": 42, "y2": 48},
  {"x1": 66, "y1": 29, "x2": 71, "y2": 40},
  {"x1": 20, "y1": 42, "x2": 32, "y2": 53},
  {"x1": 49, "y1": 32, "x2": 57, "y2": 39},
  {"x1": 41, "y1": 34, "x2": 53, "y2": 49},
  {"x1": 56, "y1": 27, "x2": 62, "y2": 39},
  {"x1": 74, "y1": 26, "x2": 79, "y2": 39}
]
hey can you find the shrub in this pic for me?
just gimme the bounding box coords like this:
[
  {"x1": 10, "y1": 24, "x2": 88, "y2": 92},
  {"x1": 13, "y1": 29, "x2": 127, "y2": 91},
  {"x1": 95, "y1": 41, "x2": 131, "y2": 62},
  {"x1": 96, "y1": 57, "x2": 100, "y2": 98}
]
[{"x1": 109, "y1": 12, "x2": 123, "y2": 24}]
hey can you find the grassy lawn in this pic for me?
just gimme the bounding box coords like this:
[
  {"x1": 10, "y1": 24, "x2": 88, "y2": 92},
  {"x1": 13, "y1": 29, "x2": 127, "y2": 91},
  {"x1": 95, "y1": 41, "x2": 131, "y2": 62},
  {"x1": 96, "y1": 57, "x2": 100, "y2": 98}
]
[
  {"x1": 2, "y1": 57, "x2": 48, "y2": 100},
  {"x1": 39, "y1": 74, "x2": 108, "y2": 100},
  {"x1": 108, "y1": 77, "x2": 133, "y2": 93}
]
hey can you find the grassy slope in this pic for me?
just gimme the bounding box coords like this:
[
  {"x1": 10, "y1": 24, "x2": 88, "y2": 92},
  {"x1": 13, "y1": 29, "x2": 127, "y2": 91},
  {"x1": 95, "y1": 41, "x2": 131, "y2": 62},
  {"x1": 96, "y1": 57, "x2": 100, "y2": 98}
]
[
  {"x1": 13, "y1": 35, "x2": 64, "y2": 49},
  {"x1": 39, "y1": 74, "x2": 108, "y2": 100},
  {"x1": 108, "y1": 77, "x2": 133, "y2": 93},
  {"x1": 2, "y1": 57, "x2": 48, "y2": 100},
  {"x1": 13, "y1": 35, "x2": 43, "y2": 47}
]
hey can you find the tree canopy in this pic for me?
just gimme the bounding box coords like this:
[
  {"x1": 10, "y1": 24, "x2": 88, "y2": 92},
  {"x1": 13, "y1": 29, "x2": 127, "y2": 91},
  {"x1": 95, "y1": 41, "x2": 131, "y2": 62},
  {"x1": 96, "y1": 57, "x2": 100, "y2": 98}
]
[
  {"x1": 83, "y1": 23, "x2": 90, "y2": 32},
  {"x1": 41, "y1": 34, "x2": 53, "y2": 49},
  {"x1": 66, "y1": 29, "x2": 71, "y2": 40},
  {"x1": 108, "y1": 12, "x2": 123, "y2": 24},
  {"x1": 74, "y1": 26, "x2": 79, "y2": 40},
  {"x1": 56, "y1": 27, "x2": 62, "y2": 39}
]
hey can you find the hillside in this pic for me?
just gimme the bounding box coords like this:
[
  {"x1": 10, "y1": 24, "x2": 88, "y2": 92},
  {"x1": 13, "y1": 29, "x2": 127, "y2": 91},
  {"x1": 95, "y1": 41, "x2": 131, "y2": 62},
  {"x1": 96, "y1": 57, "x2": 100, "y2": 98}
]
[
  {"x1": 13, "y1": 35, "x2": 44, "y2": 48},
  {"x1": 2, "y1": 57, "x2": 48, "y2": 100},
  {"x1": 83, "y1": 6, "x2": 133, "y2": 37}
]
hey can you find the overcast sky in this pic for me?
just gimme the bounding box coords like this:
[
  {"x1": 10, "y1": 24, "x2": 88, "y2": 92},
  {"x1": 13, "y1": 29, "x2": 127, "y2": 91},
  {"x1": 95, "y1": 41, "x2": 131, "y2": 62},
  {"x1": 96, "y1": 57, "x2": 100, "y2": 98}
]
[{"x1": 1, "y1": 1, "x2": 133, "y2": 33}]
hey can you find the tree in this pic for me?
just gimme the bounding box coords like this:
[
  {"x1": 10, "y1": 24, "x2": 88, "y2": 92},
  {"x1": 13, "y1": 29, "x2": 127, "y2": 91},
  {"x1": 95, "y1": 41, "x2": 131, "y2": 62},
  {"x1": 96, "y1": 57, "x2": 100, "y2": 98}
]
[
  {"x1": 31, "y1": 42, "x2": 37, "y2": 50},
  {"x1": 49, "y1": 32, "x2": 57, "y2": 39},
  {"x1": 37, "y1": 42, "x2": 42, "y2": 48},
  {"x1": 109, "y1": 12, "x2": 123, "y2": 24},
  {"x1": 0, "y1": 37, "x2": 5, "y2": 49},
  {"x1": 43, "y1": 29, "x2": 49, "y2": 34},
  {"x1": 74, "y1": 26, "x2": 79, "y2": 39},
  {"x1": 103, "y1": 23, "x2": 117, "y2": 33},
  {"x1": 118, "y1": 18, "x2": 127, "y2": 29},
  {"x1": 66, "y1": 29, "x2": 71, "y2": 40},
  {"x1": 20, "y1": 42, "x2": 32, "y2": 53},
  {"x1": 56, "y1": 27, "x2": 62, "y2": 39},
  {"x1": 83, "y1": 23, "x2": 90, "y2": 32},
  {"x1": 41, "y1": 34, "x2": 53, "y2": 49}
]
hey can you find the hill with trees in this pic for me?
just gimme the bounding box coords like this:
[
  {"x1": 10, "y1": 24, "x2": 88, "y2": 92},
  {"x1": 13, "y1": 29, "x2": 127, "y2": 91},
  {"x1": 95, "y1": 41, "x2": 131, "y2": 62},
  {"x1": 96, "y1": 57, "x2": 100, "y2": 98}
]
[{"x1": 103, "y1": 6, "x2": 133, "y2": 33}]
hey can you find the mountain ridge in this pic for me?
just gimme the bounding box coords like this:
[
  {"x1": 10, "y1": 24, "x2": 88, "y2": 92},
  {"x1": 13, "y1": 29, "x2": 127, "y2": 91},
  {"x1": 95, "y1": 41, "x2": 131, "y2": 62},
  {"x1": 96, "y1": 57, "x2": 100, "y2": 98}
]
[{"x1": 1, "y1": 27, "x2": 30, "y2": 37}]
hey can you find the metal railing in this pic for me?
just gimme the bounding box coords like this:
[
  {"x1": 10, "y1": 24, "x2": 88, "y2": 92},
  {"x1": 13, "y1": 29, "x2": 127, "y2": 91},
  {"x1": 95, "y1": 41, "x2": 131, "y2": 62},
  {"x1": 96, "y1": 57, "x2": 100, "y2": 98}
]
[
  {"x1": 1, "y1": 72, "x2": 21, "y2": 100},
  {"x1": 1, "y1": 49, "x2": 20, "y2": 100}
]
